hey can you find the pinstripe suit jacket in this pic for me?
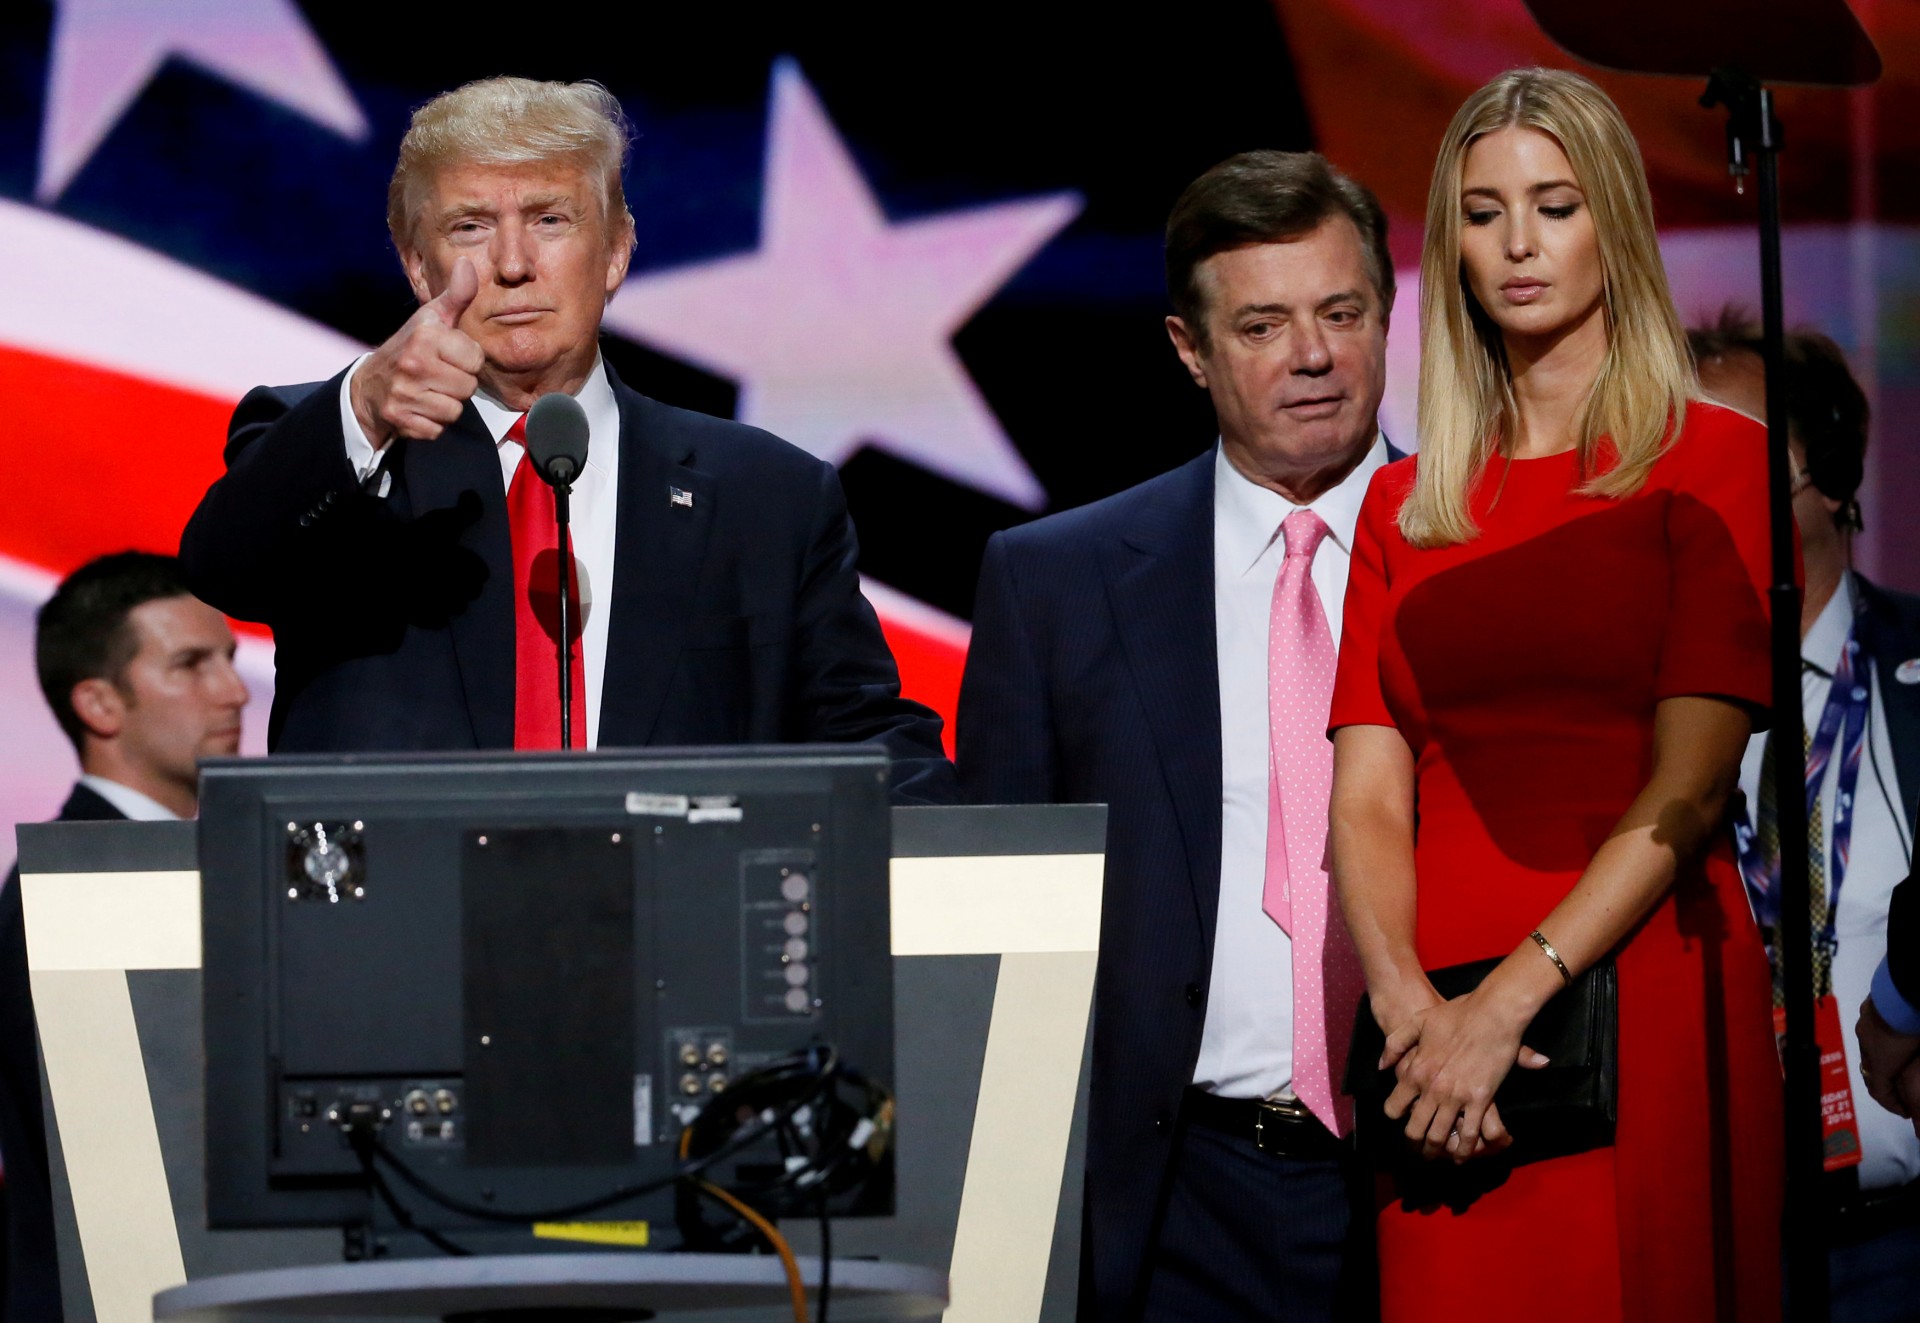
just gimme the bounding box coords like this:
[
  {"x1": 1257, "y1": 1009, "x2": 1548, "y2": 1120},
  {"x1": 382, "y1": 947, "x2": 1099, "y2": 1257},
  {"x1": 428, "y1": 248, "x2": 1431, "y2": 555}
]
[
  {"x1": 956, "y1": 442, "x2": 1398, "y2": 1318},
  {"x1": 956, "y1": 447, "x2": 1226, "y2": 1317}
]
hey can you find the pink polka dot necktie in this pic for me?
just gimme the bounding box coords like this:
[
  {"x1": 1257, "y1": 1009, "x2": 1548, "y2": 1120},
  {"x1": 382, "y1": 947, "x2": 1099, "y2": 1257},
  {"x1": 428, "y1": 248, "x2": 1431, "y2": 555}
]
[{"x1": 1263, "y1": 508, "x2": 1363, "y2": 1135}]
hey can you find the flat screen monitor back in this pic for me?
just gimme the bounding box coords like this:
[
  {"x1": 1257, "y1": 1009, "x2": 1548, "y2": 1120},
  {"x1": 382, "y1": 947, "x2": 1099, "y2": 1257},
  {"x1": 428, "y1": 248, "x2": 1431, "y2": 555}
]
[{"x1": 199, "y1": 745, "x2": 894, "y2": 1243}]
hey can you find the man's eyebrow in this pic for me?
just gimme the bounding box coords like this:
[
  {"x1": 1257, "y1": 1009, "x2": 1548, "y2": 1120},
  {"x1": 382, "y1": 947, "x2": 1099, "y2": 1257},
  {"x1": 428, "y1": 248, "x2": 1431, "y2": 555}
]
[
  {"x1": 1229, "y1": 302, "x2": 1290, "y2": 319},
  {"x1": 436, "y1": 200, "x2": 496, "y2": 223},
  {"x1": 170, "y1": 644, "x2": 214, "y2": 666},
  {"x1": 518, "y1": 191, "x2": 579, "y2": 212},
  {"x1": 1316, "y1": 288, "x2": 1364, "y2": 311}
]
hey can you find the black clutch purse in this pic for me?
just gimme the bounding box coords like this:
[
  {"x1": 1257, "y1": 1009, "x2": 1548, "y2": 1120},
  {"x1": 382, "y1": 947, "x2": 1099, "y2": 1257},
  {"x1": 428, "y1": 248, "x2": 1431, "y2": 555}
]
[{"x1": 1343, "y1": 956, "x2": 1619, "y2": 1168}]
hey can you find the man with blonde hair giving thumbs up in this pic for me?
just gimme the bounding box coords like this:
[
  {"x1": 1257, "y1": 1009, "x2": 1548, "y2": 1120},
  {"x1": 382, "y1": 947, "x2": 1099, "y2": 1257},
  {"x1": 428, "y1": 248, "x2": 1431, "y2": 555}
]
[{"x1": 181, "y1": 77, "x2": 953, "y2": 801}]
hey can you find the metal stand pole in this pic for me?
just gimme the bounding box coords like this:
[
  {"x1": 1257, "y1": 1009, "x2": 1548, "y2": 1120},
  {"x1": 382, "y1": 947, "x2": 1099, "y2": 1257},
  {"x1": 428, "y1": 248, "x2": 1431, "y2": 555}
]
[
  {"x1": 555, "y1": 484, "x2": 574, "y2": 751},
  {"x1": 1702, "y1": 66, "x2": 1827, "y2": 1323}
]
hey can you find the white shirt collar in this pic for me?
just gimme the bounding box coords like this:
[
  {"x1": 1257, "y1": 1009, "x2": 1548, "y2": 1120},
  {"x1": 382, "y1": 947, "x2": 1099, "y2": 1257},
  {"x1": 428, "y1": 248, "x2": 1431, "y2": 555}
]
[
  {"x1": 1214, "y1": 433, "x2": 1387, "y2": 576},
  {"x1": 472, "y1": 354, "x2": 617, "y2": 478},
  {"x1": 1802, "y1": 572, "x2": 1856, "y2": 677},
  {"x1": 78, "y1": 775, "x2": 183, "y2": 822}
]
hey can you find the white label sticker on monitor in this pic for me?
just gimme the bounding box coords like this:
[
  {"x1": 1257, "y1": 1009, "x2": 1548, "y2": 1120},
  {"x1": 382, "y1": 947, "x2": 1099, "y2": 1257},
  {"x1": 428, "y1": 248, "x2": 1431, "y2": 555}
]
[
  {"x1": 634, "y1": 1075, "x2": 653, "y2": 1147},
  {"x1": 626, "y1": 793, "x2": 689, "y2": 818},
  {"x1": 689, "y1": 794, "x2": 744, "y2": 824}
]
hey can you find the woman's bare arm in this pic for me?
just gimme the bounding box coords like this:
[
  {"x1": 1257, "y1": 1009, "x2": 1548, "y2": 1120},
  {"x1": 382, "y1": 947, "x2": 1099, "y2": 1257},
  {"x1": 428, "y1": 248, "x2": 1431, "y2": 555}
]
[{"x1": 1329, "y1": 724, "x2": 1433, "y2": 1032}]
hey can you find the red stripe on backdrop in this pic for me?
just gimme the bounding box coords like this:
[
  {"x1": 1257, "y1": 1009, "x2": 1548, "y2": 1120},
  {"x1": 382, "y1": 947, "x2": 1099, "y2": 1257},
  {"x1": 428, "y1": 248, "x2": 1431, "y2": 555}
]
[
  {"x1": 0, "y1": 344, "x2": 232, "y2": 574},
  {"x1": 876, "y1": 617, "x2": 965, "y2": 757}
]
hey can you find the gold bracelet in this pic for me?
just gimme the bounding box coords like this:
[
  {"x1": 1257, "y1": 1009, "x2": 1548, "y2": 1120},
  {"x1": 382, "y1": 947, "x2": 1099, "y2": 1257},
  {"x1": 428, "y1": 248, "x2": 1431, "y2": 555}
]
[{"x1": 1530, "y1": 930, "x2": 1573, "y2": 987}]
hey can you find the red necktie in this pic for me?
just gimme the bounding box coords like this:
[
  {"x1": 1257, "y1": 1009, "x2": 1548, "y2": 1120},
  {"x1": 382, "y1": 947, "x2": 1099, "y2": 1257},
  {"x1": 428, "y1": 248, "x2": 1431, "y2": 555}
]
[{"x1": 505, "y1": 415, "x2": 587, "y2": 749}]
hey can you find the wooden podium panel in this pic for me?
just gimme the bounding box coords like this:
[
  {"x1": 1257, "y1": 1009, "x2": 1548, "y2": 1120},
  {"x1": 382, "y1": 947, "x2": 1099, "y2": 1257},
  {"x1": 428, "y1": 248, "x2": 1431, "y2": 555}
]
[{"x1": 17, "y1": 803, "x2": 1103, "y2": 1323}]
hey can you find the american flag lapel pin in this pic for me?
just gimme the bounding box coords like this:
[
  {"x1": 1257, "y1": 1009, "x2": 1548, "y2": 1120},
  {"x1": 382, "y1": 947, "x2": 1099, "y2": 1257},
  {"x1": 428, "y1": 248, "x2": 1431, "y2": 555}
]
[{"x1": 669, "y1": 486, "x2": 694, "y2": 509}]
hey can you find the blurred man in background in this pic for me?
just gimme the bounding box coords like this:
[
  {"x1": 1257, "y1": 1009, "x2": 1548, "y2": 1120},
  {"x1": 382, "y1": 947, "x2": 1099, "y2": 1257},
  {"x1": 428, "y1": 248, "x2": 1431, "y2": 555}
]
[
  {"x1": 1, "y1": 551, "x2": 246, "y2": 1321},
  {"x1": 1692, "y1": 313, "x2": 1920, "y2": 1321}
]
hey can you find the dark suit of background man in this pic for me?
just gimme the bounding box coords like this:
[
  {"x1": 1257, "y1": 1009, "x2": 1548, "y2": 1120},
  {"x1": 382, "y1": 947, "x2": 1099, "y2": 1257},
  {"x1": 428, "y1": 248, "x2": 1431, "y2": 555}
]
[
  {"x1": 179, "y1": 76, "x2": 952, "y2": 802},
  {"x1": 957, "y1": 153, "x2": 1396, "y2": 1322},
  {"x1": 1690, "y1": 316, "x2": 1920, "y2": 1321},
  {"x1": 2, "y1": 552, "x2": 247, "y2": 1323}
]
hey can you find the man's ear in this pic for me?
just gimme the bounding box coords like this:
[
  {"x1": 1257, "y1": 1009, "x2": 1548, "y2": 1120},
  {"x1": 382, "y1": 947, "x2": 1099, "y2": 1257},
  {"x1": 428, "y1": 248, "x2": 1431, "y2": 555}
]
[
  {"x1": 605, "y1": 218, "x2": 635, "y2": 296},
  {"x1": 402, "y1": 244, "x2": 433, "y2": 306},
  {"x1": 69, "y1": 677, "x2": 126, "y2": 742},
  {"x1": 1166, "y1": 316, "x2": 1210, "y2": 390}
]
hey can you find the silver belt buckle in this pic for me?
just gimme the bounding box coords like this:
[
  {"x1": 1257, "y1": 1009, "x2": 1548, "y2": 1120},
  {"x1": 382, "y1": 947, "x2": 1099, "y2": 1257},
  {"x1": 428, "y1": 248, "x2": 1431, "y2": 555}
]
[{"x1": 1254, "y1": 1096, "x2": 1308, "y2": 1154}]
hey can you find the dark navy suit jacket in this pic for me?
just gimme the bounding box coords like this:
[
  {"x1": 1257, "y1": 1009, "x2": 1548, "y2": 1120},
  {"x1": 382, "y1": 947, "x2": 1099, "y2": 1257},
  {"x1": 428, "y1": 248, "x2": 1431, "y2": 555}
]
[
  {"x1": 179, "y1": 362, "x2": 954, "y2": 803},
  {"x1": 2, "y1": 781, "x2": 118, "y2": 1323},
  {"x1": 956, "y1": 443, "x2": 1398, "y2": 1318},
  {"x1": 1857, "y1": 577, "x2": 1920, "y2": 1005}
]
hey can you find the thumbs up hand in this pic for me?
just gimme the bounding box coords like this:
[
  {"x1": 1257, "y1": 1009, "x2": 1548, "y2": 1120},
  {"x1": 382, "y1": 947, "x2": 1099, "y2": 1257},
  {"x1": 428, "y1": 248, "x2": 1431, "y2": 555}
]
[{"x1": 350, "y1": 257, "x2": 487, "y2": 447}]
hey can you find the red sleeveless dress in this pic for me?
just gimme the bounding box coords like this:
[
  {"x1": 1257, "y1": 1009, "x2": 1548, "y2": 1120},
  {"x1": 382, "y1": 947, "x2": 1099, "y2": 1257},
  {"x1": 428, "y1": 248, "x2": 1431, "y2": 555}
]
[{"x1": 1329, "y1": 402, "x2": 1784, "y2": 1323}]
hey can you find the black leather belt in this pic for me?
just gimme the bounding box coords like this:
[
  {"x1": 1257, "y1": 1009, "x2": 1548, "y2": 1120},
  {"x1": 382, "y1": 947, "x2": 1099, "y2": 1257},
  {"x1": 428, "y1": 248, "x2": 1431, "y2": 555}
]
[
  {"x1": 1181, "y1": 1087, "x2": 1350, "y2": 1162},
  {"x1": 1831, "y1": 1173, "x2": 1920, "y2": 1248}
]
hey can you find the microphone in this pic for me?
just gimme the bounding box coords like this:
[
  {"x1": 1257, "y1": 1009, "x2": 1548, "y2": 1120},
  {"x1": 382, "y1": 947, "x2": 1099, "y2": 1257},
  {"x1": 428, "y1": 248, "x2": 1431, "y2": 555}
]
[{"x1": 524, "y1": 392, "x2": 590, "y2": 489}]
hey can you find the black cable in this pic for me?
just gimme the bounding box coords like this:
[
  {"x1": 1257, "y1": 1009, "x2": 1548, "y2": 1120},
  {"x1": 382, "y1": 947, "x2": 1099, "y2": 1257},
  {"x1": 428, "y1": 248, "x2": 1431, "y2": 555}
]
[
  {"x1": 371, "y1": 1051, "x2": 843, "y2": 1226},
  {"x1": 348, "y1": 1127, "x2": 473, "y2": 1257},
  {"x1": 816, "y1": 1195, "x2": 832, "y2": 1323},
  {"x1": 373, "y1": 1119, "x2": 760, "y2": 1225}
]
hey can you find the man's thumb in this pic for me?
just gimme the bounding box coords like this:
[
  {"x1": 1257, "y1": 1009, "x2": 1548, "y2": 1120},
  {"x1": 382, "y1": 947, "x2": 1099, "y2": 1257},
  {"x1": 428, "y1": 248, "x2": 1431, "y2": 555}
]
[{"x1": 429, "y1": 257, "x2": 478, "y2": 327}]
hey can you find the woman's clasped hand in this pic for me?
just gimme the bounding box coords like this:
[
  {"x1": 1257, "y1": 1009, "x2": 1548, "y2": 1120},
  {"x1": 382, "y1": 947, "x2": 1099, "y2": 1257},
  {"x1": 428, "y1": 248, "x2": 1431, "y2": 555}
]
[{"x1": 1374, "y1": 981, "x2": 1551, "y2": 1162}]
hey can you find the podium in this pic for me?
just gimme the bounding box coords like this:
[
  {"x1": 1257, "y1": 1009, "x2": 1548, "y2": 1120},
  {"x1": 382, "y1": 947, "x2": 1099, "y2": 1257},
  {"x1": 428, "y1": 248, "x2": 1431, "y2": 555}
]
[{"x1": 17, "y1": 803, "x2": 1104, "y2": 1322}]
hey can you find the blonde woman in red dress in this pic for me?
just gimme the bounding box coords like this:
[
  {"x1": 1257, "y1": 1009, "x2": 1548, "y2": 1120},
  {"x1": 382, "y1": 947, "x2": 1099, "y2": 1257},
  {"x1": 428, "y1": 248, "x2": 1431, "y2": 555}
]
[{"x1": 1328, "y1": 68, "x2": 1784, "y2": 1322}]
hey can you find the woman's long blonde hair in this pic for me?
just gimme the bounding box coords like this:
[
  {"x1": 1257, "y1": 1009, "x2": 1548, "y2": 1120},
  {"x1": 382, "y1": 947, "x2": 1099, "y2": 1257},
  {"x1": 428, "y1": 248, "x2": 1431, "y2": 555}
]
[{"x1": 1399, "y1": 68, "x2": 1695, "y2": 547}]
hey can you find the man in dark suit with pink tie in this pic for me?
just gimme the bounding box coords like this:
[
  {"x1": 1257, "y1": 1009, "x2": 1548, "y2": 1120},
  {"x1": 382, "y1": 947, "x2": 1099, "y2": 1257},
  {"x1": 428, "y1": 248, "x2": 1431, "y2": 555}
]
[{"x1": 957, "y1": 152, "x2": 1398, "y2": 1321}]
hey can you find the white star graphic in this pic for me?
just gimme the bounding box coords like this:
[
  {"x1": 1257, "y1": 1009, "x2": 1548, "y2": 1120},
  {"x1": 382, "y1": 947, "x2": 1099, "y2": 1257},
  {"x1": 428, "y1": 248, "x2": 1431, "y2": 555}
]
[
  {"x1": 38, "y1": 0, "x2": 369, "y2": 202},
  {"x1": 605, "y1": 60, "x2": 1079, "y2": 509}
]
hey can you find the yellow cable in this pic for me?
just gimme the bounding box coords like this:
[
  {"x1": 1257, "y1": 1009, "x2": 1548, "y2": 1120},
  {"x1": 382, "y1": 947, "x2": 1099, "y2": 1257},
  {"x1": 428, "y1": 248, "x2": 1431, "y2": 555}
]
[{"x1": 695, "y1": 1180, "x2": 807, "y2": 1323}]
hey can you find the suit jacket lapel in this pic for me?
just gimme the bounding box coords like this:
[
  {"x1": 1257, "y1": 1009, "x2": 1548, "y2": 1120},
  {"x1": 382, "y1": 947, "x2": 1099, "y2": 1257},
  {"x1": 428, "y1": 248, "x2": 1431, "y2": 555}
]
[
  {"x1": 405, "y1": 404, "x2": 515, "y2": 749},
  {"x1": 58, "y1": 783, "x2": 126, "y2": 822},
  {"x1": 598, "y1": 382, "x2": 717, "y2": 747},
  {"x1": 1100, "y1": 451, "x2": 1225, "y2": 945},
  {"x1": 1860, "y1": 575, "x2": 1920, "y2": 838}
]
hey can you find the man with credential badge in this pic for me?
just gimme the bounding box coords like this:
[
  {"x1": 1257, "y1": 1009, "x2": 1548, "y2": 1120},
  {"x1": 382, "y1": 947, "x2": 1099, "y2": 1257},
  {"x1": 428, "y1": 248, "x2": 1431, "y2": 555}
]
[{"x1": 1693, "y1": 314, "x2": 1920, "y2": 1317}]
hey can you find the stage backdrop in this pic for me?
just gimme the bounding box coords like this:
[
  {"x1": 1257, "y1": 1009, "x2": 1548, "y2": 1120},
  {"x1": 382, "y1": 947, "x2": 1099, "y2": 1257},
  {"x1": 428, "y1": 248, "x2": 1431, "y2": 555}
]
[{"x1": 1, "y1": 0, "x2": 1915, "y2": 867}]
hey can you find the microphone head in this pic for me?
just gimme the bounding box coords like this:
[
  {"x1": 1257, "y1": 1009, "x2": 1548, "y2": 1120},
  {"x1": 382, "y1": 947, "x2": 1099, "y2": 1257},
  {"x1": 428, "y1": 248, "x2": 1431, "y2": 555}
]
[{"x1": 524, "y1": 392, "x2": 591, "y2": 488}]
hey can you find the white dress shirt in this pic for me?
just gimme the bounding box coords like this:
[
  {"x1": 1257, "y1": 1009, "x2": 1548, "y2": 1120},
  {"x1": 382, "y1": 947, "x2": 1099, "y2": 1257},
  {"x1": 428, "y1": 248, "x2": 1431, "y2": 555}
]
[
  {"x1": 1193, "y1": 436, "x2": 1388, "y2": 1100},
  {"x1": 1737, "y1": 574, "x2": 1920, "y2": 1191},
  {"x1": 78, "y1": 775, "x2": 182, "y2": 822},
  {"x1": 339, "y1": 357, "x2": 622, "y2": 749}
]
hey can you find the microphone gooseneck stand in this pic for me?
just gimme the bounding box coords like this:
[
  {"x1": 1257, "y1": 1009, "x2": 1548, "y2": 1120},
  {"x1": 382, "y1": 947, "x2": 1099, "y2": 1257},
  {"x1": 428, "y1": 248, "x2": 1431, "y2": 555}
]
[
  {"x1": 1701, "y1": 69, "x2": 1827, "y2": 1322},
  {"x1": 554, "y1": 473, "x2": 575, "y2": 751}
]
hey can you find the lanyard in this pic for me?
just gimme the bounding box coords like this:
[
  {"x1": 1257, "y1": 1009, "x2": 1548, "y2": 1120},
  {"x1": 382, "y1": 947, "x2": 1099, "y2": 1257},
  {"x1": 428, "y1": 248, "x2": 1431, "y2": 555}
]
[{"x1": 1735, "y1": 621, "x2": 1872, "y2": 949}]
